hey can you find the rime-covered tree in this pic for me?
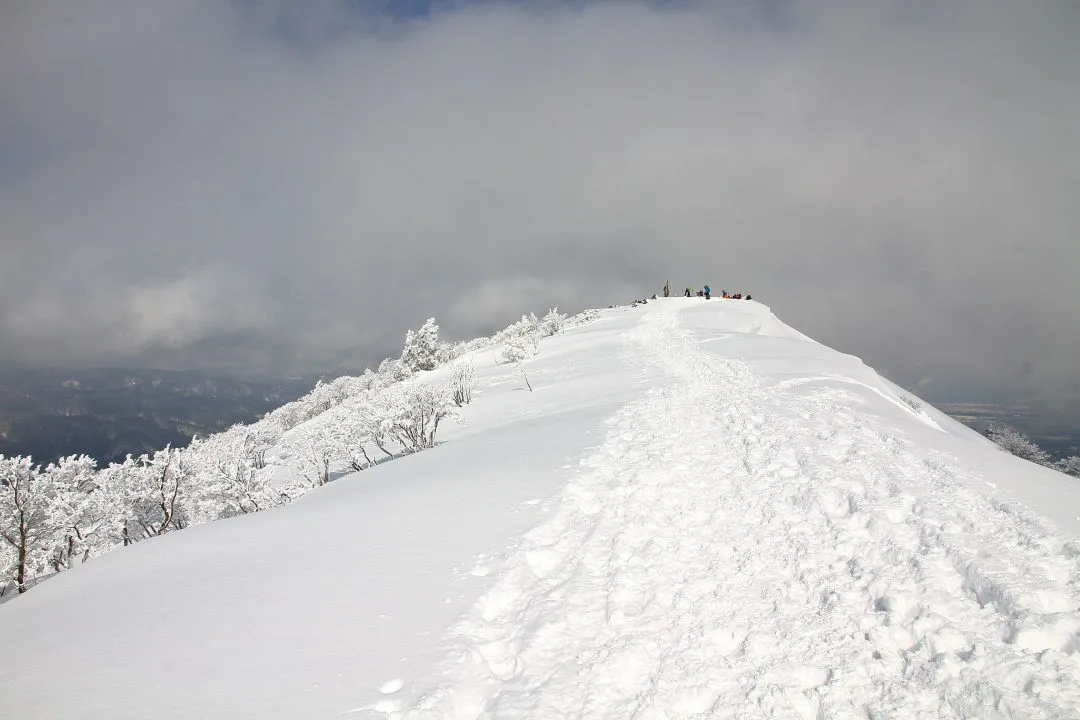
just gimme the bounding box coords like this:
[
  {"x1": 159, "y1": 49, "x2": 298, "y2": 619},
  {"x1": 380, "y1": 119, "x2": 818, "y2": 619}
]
[
  {"x1": 43, "y1": 454, "x2": 101, "y2": 572},
  {"x1": 280, "y1": 423, "x2": 338, "y2": 495},
  {"x1": 357, "y1": 392, "x2": 407, "y2": 459},
  {"x1": 189, "y1": 430, "x2": 279, "y2": 517},
  {"x1": 0, "y1": 455, "x2": 101, "y2": 594},
  {"x1": 387, "y1": 383, "x2": 458, "y2": 451},
  {"x1": 501, "y1": 331, "x2": 540, "y2": 364},
  {"x1": 118, "y1": 447, "x2": 194, "y2": 543},
  {"x1": 0, "y1": 456, "x2": 53, "y2": 594},
  {"x1": 321, "y1": 397, "x2": 392, "y2": 471},
  {"x1": 493, "y1": 313, "x2": 539, "y2": 344},
  {"x1": 401, "y1": 318, "x2": 440, "y2": 372},
  {"x1": 326, "y1": 406, "x2": 376, "y2": 472},
  {"x1": 378, "y1": 356, "x2": 414, "y2": 383},
  {"x1": 540, "y1": 307, "x2": 568, "y2": 336}
]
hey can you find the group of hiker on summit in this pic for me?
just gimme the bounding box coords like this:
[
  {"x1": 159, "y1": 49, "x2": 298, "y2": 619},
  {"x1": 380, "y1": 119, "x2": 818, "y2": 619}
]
[{"x1": 661, "y1": 281, "x2": 750, "y2": 302}]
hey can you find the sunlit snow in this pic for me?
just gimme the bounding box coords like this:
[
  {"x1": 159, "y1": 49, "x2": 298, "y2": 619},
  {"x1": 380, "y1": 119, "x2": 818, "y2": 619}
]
[{"x1": 3, "y1": 298, "x2": 1080, "y2": 719}]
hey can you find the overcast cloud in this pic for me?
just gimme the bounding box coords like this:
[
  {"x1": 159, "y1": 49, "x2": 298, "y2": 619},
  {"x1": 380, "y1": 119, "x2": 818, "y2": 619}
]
[{"x1": 1, "y1": 0, "x2": 1078, "y2": 413}]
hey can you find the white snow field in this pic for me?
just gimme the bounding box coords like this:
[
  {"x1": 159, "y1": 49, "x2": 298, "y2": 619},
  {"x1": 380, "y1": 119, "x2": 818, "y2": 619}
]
[{"x1": 4, "y1": 298, "x2": 1080, "y2": 719}]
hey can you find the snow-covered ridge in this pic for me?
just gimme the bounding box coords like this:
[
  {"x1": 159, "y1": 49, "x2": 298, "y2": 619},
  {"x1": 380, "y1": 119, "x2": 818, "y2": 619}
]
[{"x1": 3, "y1": 298, "x2": 1080, "y2": 719}]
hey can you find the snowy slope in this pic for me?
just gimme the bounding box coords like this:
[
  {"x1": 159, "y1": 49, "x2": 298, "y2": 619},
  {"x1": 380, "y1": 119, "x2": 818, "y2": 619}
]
[{"x1": 3, "y1": 299, "x2": 1080, "y2": 719}]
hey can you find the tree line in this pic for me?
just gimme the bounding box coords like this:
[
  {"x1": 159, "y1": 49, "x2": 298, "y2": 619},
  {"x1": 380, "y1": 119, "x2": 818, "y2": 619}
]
[{"x1": 0, "y1": 309, "x2": 568, "y2": 598}]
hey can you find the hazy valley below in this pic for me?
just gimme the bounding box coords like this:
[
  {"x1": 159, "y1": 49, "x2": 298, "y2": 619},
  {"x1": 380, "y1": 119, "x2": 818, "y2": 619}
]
[
  {"x1": 0, "y1": 367, "x2": 315, "y2": 465},
  {"x1": 0, "y1": 364, "x2": 1076, "y2": 469},
  {"x1": 937, "y1": 402, "x2": 1080, "y2": 460}
]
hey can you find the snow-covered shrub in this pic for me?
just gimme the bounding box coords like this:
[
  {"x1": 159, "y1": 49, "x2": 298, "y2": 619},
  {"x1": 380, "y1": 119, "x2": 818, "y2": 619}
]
[
  {"x1": 378, "y1": 356, "x2": 414, "y2": 383},
  {"x1": 485, "y1": 308, "x2": 566, "y2": 362},
  {"x1": 539, "y1": 307, "x2": 568, "y2": 336},
  {"x1": 280, "y1": 428, "x2": 336, "y2": 493},
  {"x1": 277, "y1": 381, "x2": 458, "y2": 479},
  {"x1": 264, "y1": 397, "x2": 309, "y2": 433},
  {"x1": 986, "y1": 424, "x2": 1052, "y2": 466},
  {"x1": 435, "y1": 341, "x2": 456, "y2": 366},
  {"x1": 244, "y1": 415, "x2": 287, "y2": 469},
  {"x1": 356, "y1": 393, "x2": 406, "y2": 460},
  {"x1": 355, "y1": 368, "x2": 381, "y2": 390},
  {"x1": 563, "y1": 308, "x2": 599, "y2": 328},
  {"x1": 307, "y1": 377, "x2": 354, "y2": 414},
  {"x1": 324, "y1": 402, "x2": 377, "y2": 472},
  {"x1": 493, "y1": 313, "x2": 540, "y2": 345},
  {"x1": 42, "y1": 454, "x2": 101, "y2": 572},
  {"x1": 117, "y1": 447, "x2": 195, "y2": 543},
  {"x1": 281, "y1": 390, "x2": 401, "y2": 484},
  {"x1": 0, "y1": 456, "x2": 55, "y2": 595},
  {"x1": 0, "y1": 454, "x2": 108, "y2": 595},
  {"x1": 402, "y1": 318, "x2": 440, "y2": 372},
  {"x1": 501, "y1": 331, "x2": 540, "y2": 364},
  {"x1": 1056, "y1": 456, "x2": 1080, "y2": 478},
  {"x1": 87, "y1": 457, "x2": 137, "y2": 552},
  {"x1": 385, "y1": 383, "x2": 457, "y2": 452},
  {"x1": 296, "y1": 397, "x2": 383, "y2": 474},
  {"x1": 256, "y1": 373, "x2": 381, "y2": 441},
  {"x1": 898, "y1": 393, "x2": 922, "y2": 413},
  {"x1": 443, "y1": 337, "x2": 492, "y2": 363},
  {"x1": 189, "y1": 429, "x2": 281, "y2": 517},
  {"x1": 310, "y1": 390, "x2": 408, "y2": 465},
  {"x1": 449, "y1": 361, "x2": 476, "y2": 406}
]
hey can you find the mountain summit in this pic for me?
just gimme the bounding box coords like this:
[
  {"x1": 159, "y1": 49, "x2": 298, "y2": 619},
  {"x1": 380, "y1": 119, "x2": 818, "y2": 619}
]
[{"x1": 3, "y1": 298, "x2": 1079, "y2": 718}]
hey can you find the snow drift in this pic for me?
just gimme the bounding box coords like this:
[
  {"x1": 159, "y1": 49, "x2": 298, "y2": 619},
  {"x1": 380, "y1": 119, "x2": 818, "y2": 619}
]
[{"x1": 3, "y1": 298, "x2": 1080, "y2": 719}]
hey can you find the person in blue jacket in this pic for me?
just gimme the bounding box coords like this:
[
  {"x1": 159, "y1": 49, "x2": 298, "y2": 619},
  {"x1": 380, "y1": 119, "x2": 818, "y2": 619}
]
[{"x1": 703, "y1": 284, "x2": 711, "y2": 300}]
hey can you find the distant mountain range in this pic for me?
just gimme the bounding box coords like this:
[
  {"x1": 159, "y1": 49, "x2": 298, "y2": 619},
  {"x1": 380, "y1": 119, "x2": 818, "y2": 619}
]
[{"x1": 0, "y1": 367, "x2": 314, "y2": 465}]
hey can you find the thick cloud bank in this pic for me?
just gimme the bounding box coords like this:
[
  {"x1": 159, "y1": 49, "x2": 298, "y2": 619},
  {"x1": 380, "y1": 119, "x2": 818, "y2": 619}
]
[{"x1": 1, "y1": 0, "x2": 1077, "y2": 410}]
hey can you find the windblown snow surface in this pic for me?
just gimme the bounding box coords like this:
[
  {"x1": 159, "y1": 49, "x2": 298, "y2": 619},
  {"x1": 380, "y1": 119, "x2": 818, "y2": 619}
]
[{"x1": 4, "y1": 299, "x2": 1080, "y2": 719}]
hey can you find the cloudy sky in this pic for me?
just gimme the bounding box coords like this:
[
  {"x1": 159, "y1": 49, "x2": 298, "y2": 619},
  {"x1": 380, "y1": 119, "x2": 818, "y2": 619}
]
[{"x1": 1, "y1": 0, "x2": 1078, "y2": 412}]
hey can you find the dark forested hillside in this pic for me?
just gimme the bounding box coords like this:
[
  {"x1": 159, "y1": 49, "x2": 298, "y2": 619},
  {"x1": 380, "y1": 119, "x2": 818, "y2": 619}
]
[{"x1": 0, "y1": 367, "x2": 313, "y2": 465}]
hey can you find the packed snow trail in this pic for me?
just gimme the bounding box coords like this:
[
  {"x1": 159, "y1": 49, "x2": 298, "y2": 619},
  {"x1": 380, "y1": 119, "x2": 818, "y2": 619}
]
[{"x1": 393, "y1": 304, "x2": 1080, "y2": 719}]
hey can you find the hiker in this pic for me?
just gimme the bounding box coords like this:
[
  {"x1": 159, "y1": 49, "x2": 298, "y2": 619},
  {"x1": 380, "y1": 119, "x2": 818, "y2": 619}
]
[
  {"x1": 704, "y1": 284, "x2": 711, "y2": 300},
  {"x1": 663, "y1": 281, "x2": 670, "y2": 298}
]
